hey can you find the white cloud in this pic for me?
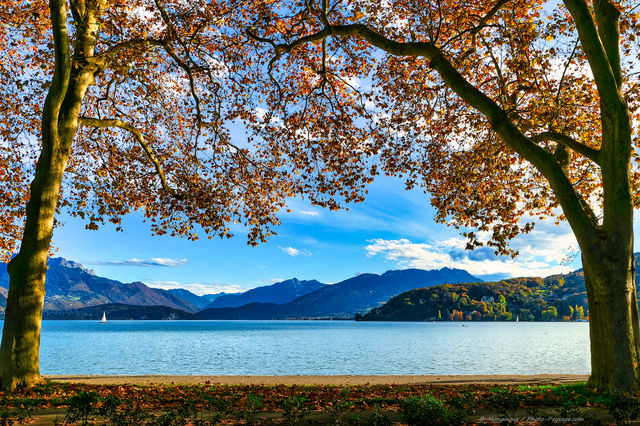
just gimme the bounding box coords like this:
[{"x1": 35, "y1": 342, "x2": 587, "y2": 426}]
[
  {"x1": 278, "y1": 246, "x2": 312, "y2": 257},
  {"x1": 280, "y1": 246, "x2": 300, "y2": 256},
  {"x1": 94, "y1": 258, "x2": 188, "y2": 267},
  {"x1": 144, "y1": 281, "x2": 244, "y2": 296},
  {"x1": 365, "y1": 226, "x2": 578, "y2": 279},
  {"x1": 298, "y1": 210, "x2": 320, "y2": 216}
]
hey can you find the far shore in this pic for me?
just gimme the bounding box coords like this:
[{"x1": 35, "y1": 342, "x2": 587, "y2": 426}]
[{"x1": 43, "y1": 374, "x2": 590, "y2": 386}]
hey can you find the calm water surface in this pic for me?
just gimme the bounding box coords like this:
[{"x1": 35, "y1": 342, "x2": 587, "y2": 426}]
[{"x1": 26, "y1": 320, "x2": 590, "y2": 375}]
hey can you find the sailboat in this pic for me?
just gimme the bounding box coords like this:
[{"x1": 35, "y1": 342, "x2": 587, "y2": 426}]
[{"x1": 100, "y1": 312, "x2": 108, "y2": 324}]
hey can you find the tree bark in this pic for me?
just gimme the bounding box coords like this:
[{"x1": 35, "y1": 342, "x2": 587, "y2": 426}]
[
  {"x1": 583, "y1": 251, "x2": 640, "y2": 391},
  {"x1": 0, "y1": 133, "x2": 72, "y2": 389},
  {"x1": 0, "y1": 83, "x2": 89, "y2": 390},
  {"x1": 0, "y1": 0, "x2": 88, "y2": 389}
]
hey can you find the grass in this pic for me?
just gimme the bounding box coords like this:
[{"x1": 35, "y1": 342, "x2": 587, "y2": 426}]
[{"x1": 0, "y1": 381, "x2": 634, "y2": 425}]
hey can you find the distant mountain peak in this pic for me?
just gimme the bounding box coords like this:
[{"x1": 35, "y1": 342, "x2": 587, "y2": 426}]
[
  {"x1": 48, "y1": 257, "x2": 96, "y2": 276},
  {"x1": 199, "y1": 267, "x2": 483, "y2": 320},
  {"x1": 204, "y1": 278, "x2": 328, "y2": 309}
]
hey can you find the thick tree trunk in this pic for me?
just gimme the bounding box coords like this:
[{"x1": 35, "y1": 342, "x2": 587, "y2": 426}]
[
  {"x1": 584, "y1": 251, "x2": 640, "y2": 391},
  {"x1": 0, "y1": 0, "x2": 101, "y2": 388},
  {"x1": 0, "y1": 138, "x2": 71, "y2": 389}
]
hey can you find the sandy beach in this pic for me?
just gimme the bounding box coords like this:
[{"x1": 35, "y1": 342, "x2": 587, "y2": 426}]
[{"x1": 43, "y1": 374, "x2": 590, "y2": 386}]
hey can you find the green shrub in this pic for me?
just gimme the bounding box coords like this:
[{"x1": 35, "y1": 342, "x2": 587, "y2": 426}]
[
  {"x1": 360, "y1": 405, "x2": 391, "y2": 426},
  {"x1": 236, "y1": 394, "x2": 264, "y2": 426},
  {"x1": 327, "y1": 399, "x2": 353, "y2": 426},
  {"x1": 60, "y1": 391, "x2": 101, "y2": 425},
  {"x1": 445, "y1": 391, "x2": 475, "y2": 417},
  {"x1": 192, "y1": 395, "x2": 232, "y2": 425},
  {"x1": 606, "y1": 389, "x2": 640, "y2": 425},
  {"x1": 400, "y1": 395, "x2": 468, "y2": 426},
  {"x1": 486, "y1": 388, "x2": 522, "y2": 418},
  {"x1": 282, "y1": 396, "x2": 309, "y2": 425}
]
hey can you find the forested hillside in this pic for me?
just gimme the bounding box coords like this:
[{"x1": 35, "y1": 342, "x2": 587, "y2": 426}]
[{"x1": 361, "y1": 271, "x2": 598, "y2": 322}]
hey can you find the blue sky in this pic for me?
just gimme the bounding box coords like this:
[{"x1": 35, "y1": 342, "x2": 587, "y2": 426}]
[{"x1": 49, "y1": 173, "x2": 600, "y2": 296}]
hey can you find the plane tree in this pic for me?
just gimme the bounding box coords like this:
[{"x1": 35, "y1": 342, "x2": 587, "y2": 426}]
[
  {"x1": 242, "y1": 0, "x2": 640, "y2": 390},
  {"x1": 0, "y1": 0, "x2": 296, "y2": 389}
]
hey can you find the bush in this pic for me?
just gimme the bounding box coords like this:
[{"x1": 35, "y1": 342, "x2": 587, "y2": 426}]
[
  {"x1": 236, "y1": 394, "x2": 264, "y2": 426},
  {"x1": 192, "y1": 395, "x2": 233, "y2": 425},
  {"x1": 282, "y1": 396, "x2": 309, "y2": 425},
  {"x1": 360, "y1": 405, "x2": 391, "y2": 426},
  {"x1": 486, "y1": 388, "x2": 521, "y2": 418},
  {"x1": 606, "y1": 389, "x2": 640, "y2": 425},
  {"x1": 327, "y1": 399, "x2": 353, "y2": 426},
  {"x1": 401, "y1": 395, "x2": 468, "y2": 426},
  {"x1": 60, "y1": 391, "x2": 101, "y2": 425}
]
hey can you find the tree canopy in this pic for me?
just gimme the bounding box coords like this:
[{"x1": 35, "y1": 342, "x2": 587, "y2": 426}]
[
  {"x1": 0, "y1": 0, "x2": 299, "y2": 263},
  {"x1": 239, "y1": 0, "x2": 640, "y2": 254}
]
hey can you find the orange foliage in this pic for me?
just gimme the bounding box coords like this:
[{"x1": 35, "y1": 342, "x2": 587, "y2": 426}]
[
  {"x1": 242, "y1": 0, "x2": 639, "y2": 258},
  {"x1": 0, "y1": 0, "x2": 303, "y2": 261}
]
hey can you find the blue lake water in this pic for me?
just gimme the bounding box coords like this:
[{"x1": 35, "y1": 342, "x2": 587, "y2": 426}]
[{"x1": 24, "y1": 320, "x2": 590, "y2": 375}]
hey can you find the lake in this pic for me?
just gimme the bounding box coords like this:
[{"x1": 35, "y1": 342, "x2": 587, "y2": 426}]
[{"x1": 28, "y1": 320, "x2": 590, "y2": 375}]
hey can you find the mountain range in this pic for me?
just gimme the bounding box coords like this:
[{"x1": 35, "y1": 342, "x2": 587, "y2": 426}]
[
  {"x1": 0, "y1": 257, "x2": 481, "y2": 320},
  {"x1": 204, "y1": 278, "x2": 328, "y2": 309},
  {"x1": 198, "y1": 268, "x2": 480, "y2": 319}
]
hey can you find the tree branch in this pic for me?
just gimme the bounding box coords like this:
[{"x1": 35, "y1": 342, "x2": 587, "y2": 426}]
[
  {"x1": 248, "y1": 20, "x2": 602, "y2": 248},
  {"x1": 530, "y1": 131, "x2": 600, "y2": 164},
  {"x1": 42, "y1": 0, "x2": 72, "y2": 142},
  {"x1": 554, "y1": 38, "x2": 579, "y2": 106},
  {"x1": 563, "y1": 0, "x2": 624, "y2": 110},
  {"x1": 320, "y1": 0, "x2": 330, "y2": 27},
  {"x1": 447, "y1": 0, "x2": 510, "y2": 56},
  {"x1": 78, "y1": 117, "x2": 184, "y2": 200},
  {"x1": 594, "y1": 0, "x2": 622, "y2": 88},
  {"x1": 102, "y1": 34, "x2": 206, "y2": 142}
]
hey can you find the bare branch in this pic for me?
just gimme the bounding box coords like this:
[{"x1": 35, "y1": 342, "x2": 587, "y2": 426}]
[
  {"x1": 450, "y1": 0, "x2": 511, "y2": 56},
  {"x1": 554, "y1": 38, "x2": 580, "y2": 106},
  {"x1": 321, "y1": 0, "x2": 330, "y2": 27},
  {"x1": 480, "y1": 36, "x2": 508, "y2": 105}
]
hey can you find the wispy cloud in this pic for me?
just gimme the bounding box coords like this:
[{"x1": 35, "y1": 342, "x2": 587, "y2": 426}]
[
  {"x1": 94, "y1": 258, "x2": 188, "y2": 267},
  {"x1": 278, "y1": 246, "x2": 312, "y2": 257},
  {"x1": 365, "y1": 227, "x2": 578, "y2": 279},
  {"x1": 144, "y1": 281, "x2": 244, "y2": 296},
  {"x1": 298, "y1": 210, "x2": 320, "y2": 216}
]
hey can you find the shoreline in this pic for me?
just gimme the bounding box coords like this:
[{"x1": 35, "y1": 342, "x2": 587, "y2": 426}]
[{"x1": 43, "y1": 374, "x2": 590, "y2": 386}]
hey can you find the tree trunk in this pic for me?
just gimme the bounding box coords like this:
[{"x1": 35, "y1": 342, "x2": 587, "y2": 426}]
[
  {"x1": 584, "y1": 251, "x2": 640, "y2": 391},
  {"x1": 0, "y1": 135, "x2": 71, "y2": 389},
  {"x1": 0, "y1": 0, "x2": 100, "y2": 388}
]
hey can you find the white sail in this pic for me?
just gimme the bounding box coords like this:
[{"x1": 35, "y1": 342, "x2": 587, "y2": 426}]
[{"x1": 100, "y1": 312, "x2": 107, "y2": 323}]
